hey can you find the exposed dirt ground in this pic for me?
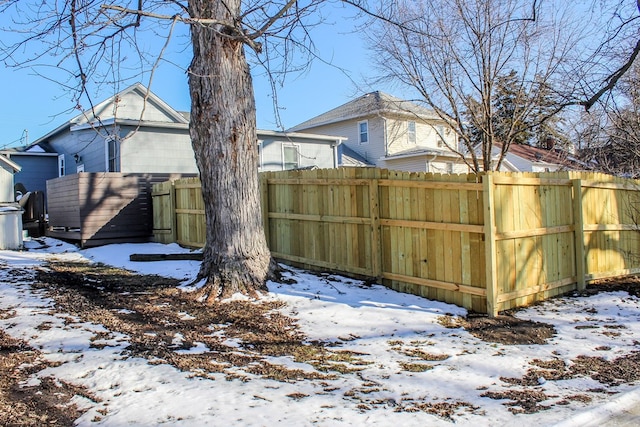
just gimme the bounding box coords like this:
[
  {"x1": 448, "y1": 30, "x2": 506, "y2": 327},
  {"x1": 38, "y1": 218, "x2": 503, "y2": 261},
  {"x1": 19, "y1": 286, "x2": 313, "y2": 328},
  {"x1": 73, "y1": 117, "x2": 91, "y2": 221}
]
[{"x1": 2, "y1": 261, "x2": 640, "y2": 425}]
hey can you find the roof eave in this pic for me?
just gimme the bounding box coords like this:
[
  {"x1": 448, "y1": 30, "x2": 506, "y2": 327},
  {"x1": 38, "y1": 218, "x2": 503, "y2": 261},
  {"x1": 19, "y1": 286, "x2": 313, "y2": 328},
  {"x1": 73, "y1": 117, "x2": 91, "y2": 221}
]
[
  {"x1": 0, "y1": 154, "x2": 22, "y2": 172},
  {"x1": 258, "y1": 129, "x2": 346, "y2": 144}
]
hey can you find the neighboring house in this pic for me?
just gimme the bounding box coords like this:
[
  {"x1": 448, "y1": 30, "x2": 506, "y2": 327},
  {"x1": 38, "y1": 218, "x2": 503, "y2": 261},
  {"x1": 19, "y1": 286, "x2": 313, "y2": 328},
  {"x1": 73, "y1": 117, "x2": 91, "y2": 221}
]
[
  {"x1": 0, "y1": 154, "x2": 21, "y2": 202},
  {"x1": 28, "y1": 83, "x2": 196, "y2": 176},
  {"x1": 20, "y1": 83, "x2": 342, "y2": 177},
  {"x1": 12, "y1": 83, "x2": 344, "y2": 247},
  {"x1": 494, "y1": 142, "x2": 585, "y2": 173},
  {"x1": 289, "y1": 91, "x2": 466, "y2": 173},
  {"x1": 1, "y1": 143, "x2": 62, "y2": 199},
  {"x1": 258, "y1": 130, "x2": 343, "y2": 171}
]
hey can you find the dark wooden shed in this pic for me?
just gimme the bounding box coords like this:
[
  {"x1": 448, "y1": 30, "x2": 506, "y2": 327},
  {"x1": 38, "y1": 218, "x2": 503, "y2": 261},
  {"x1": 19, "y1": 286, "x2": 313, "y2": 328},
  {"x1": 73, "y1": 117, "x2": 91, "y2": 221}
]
[{"x1": 46, "y1": 172, "x2": 194, "y2": 247}]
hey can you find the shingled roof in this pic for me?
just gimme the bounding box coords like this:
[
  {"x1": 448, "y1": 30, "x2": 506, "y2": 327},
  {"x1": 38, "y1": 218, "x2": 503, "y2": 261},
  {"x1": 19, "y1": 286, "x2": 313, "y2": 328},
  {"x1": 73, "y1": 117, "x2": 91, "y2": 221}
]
[
  {"x1": 499, "y1": 142, "x2": 585, "y2": 170},
  {"x1": 289, "y1": 91, "x2": 440, "y2": 131}
]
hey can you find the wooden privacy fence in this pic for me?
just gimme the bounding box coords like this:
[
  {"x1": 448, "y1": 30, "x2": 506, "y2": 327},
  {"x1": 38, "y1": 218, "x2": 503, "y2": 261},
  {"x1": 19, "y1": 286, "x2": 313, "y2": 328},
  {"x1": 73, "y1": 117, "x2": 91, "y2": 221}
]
[
  {"x1": 152, "y1": 168, "x2": 640, "y2": 315},
  {"x1": 46, "y1": 173, "x2": 192, "y2": 247}
]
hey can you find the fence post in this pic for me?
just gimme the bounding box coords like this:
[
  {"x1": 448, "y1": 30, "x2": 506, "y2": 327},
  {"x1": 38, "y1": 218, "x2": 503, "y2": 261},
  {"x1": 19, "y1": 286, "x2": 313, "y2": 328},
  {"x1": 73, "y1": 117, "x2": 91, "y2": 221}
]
[
  {"x1": 169, "y1": 180, "x2": 178, "y2": 244},
  {"x1": 260, "y1": 173, "x2": 271, "y2": 249},
  {"x1": 369, "y1": 177, "x2": 382, "y2": 282},
  {"x1": 483, "y1": 173, "x2": 499, "y2": 317},
  {"x1": 573, "y1": 179, "x2": 586, "y2": 291}
]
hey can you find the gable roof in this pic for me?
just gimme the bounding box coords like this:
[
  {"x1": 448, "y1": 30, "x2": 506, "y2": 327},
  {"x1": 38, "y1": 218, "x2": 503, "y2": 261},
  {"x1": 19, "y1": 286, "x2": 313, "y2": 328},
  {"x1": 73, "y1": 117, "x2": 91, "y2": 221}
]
[
  {"x1": 501, "y1": 143, "x2": 585, "y2": 170},
  {"x1": 28, "y1": 83, "x2": 189, "y2": 147},
  {"x1": 289, "y1": 91, "x2": 440, "y2": 131},
  {"x1": 339, "y1": 145, "x2": 373, "y2": 166}
]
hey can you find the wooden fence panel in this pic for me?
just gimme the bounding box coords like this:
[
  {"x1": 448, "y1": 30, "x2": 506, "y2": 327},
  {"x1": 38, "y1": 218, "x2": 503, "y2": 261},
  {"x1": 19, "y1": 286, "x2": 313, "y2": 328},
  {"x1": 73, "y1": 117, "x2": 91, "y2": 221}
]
[
  {"x1": 378, "y1": 171, "x2": 487, "y2": 312},
  {"x1": 48, "y1": 173, "x2": 184, "y2": 247},
  {"x1": 580, "y1": 173, "x2": 640, "y2": 280},
  {"x1": 175, "y1": 178, "x2": 206, "y2": 248},
  {"x1": 490, "y1": 173, "x2": 578, "y2": 311},
  {"x1": 151, "y1": 169, "x2": 640, "y2": 315},
  {"x1": 152, "y1": 181, "x2": 175, "y2": 244},
  {"x1": 262, "y1": 168, "x2": 376, "y2": 277}
]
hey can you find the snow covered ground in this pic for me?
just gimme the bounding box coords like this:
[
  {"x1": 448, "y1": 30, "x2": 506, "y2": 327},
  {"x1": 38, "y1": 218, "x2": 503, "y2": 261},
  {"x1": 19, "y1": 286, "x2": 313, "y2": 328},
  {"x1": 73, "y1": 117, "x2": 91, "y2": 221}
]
[{"x1": 1, "y1": 237, "x2": 640, "y2": 426}]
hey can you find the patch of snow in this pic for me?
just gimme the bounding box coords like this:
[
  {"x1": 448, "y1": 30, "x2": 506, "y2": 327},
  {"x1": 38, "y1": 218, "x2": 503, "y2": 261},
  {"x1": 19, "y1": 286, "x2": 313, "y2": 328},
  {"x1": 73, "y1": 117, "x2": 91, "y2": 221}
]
[{"x1": 1, "y1": 238, "x2": 637, "y2": 425}]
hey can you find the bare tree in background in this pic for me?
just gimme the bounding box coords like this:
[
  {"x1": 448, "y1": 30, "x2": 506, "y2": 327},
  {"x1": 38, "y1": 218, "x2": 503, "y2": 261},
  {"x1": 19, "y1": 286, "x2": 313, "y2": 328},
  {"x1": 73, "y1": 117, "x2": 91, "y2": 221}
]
[
  {"x1": 0, "y1": 0, "x2": 326, "y2": 302},
  {"x1": 576, "y1": 63, "x2": 640, "y2": 177},
  {"x1": 2, "y1": 0, "x2": 640, "y2": 301},
  {"x1": 358, "y1": 0, "x2": 640, "y2": 172}
]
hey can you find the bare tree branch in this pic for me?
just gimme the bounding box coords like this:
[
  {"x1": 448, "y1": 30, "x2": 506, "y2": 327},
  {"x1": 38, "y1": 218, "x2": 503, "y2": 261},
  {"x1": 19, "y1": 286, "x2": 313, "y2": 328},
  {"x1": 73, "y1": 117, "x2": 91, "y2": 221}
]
[{"x1": 580, "y1": 37, "x2": 640, "y2": 111}]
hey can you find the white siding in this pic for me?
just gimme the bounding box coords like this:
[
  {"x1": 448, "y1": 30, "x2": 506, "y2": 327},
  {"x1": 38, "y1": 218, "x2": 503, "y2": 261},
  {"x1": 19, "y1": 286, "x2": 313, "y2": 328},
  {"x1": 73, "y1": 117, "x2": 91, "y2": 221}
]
[
  {"x1": 386, "y1": 117, "x2": 457, "y2": 156},
  {"x1": 296, "y1": 115, "x2": 458, "y2": 172},
  {"x1": 0, "y1": 163, "x2": 14, "y2": 202},
  {"x1": 504, "y1": 152, "x2": 534, "y2": 172},
  {"x1": 382, "y1": 155, "x2": 471, "y2": 174},
  {"x1": 73, "y1": 87, "x2": 181, "y2": 125},
  {"x1": 259, "y1": 136, "x2": 337, "y2": 171},
  {"x1": 297, "y1": 116, "x2": 386, "y2": 166},
  {"x1": 427, "y1": 160, "x2": 471, "y2": 174},
  {"x1": 531, "y1": 164, "x2": 560, "y2": 173},
  {"x1": 381, "y1": 156, "x2": 428, "y2": 173}
]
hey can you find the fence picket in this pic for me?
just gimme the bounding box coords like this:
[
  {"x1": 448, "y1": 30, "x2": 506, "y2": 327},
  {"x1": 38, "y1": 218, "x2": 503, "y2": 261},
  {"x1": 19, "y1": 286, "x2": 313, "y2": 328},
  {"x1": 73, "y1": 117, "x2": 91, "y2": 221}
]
[{"x1": 152, "y1": 169, "x2": 640, "y2": 315}]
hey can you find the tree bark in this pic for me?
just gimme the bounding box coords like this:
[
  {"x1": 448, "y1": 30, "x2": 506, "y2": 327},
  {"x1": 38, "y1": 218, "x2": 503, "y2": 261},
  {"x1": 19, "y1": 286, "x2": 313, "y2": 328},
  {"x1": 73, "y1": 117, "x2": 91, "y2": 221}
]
[{"x1": 187, "y1": 0, "x2": 275, "y2": 302}]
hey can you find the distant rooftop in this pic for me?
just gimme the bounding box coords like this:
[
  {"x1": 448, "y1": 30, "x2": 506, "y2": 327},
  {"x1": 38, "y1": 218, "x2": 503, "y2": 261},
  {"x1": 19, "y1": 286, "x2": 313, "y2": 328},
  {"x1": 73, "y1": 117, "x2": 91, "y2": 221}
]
[{"x1": 289, "y1": 91, "x2": 440, "y2": 131}]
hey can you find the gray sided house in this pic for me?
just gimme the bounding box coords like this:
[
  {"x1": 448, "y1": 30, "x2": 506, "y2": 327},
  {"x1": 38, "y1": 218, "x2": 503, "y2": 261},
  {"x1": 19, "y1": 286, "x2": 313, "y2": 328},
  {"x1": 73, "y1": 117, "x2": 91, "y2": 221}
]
[
  {"x1": 258, "y1": 130, "x2": 343, "y2": 171},
  {"x1": 19, "y1": 83, "x2": 342, "y2": 246},
  {"x1": 289, "y1": 91, "x2": 466, "y2": 173},
  {"x1": 1, "y1": 144, "x2": 61, "y2": 200},
  {"x1": 26, "y1": 83, "x2": 343, "y2": 175},
  {"x1": 31, "y1": 83, "x2": 195, "y2": 176}
]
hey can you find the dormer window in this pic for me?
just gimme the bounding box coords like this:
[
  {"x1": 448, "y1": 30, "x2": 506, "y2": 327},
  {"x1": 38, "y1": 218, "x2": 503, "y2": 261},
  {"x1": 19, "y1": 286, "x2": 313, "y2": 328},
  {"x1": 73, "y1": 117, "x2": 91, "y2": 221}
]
[{"x1": 358, "y1": 121, "x2": 369, "y2": 144}]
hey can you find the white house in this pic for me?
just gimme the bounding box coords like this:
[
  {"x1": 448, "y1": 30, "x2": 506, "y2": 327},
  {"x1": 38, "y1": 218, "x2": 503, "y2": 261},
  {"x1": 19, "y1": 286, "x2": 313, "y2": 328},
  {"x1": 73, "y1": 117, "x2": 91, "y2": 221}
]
[
  {"x1": 289, "y1": 91, "x2": 467, "y2": 173},
  {"x1": 495, "y1": 142, "x2": 584, "y2": 173}
]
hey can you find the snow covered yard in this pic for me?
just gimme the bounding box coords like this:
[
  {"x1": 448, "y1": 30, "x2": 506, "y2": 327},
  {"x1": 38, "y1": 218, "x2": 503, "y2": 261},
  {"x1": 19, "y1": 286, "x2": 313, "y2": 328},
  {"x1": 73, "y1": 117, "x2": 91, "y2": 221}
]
[{"x1": 1, "y1": 237, "x2": 640, "y2": 426}]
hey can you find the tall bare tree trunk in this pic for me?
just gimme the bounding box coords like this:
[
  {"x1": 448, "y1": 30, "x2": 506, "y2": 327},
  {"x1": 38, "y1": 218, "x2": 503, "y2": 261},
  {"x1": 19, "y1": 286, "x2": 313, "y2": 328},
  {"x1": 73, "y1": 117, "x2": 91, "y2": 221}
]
[{"x1": 187, "y1": 0, "x2": 274, "y2": 302}]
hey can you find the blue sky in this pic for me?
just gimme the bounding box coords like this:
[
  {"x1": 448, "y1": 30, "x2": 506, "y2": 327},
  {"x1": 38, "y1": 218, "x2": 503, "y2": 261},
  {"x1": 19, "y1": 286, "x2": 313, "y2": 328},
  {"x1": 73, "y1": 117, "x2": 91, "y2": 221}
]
[{"x1": 0, "y1": 3, "x2": 403, "y2": 149}]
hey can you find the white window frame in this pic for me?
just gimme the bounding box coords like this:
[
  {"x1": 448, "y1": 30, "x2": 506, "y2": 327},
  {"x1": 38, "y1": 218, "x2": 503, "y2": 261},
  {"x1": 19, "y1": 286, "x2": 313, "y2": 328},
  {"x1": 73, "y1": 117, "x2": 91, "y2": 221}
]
[
  {"x1": 282, "y1": 144, "x2": 300, "y2": 170},
  {"x1": 437, "y1": 125, "x2": 445, "y2": 148},
  {"x1": 257, "y1": 140, "x2": 264, "y2": 170},
  {"x1": 446, "y1": 162, "x2": 454, "y2": 174},
  {"x1": 58, "y1": 154, "x2": 65, "y2": 177},
  {"x1": 358, "y1": 120, "x2": 369, "y2": 145},
  {"x1": 105, "y1": 136, "x2": 120, "y2": 172},
  {"x1": 408, "y1": 121, "x2": 416, "y2": 144}
]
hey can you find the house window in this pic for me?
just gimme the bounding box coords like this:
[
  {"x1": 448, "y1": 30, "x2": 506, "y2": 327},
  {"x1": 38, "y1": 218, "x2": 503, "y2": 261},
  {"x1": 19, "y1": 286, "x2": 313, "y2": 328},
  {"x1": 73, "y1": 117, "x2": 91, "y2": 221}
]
[
  {"x1": 437, "y1": 125, "x2": 445, "y2": 147},
  {"x1": 58, "y1": 154, "x2": 65, "y2": 177},
  {"x1": 446, "y1": 162, "x2": 454, "y2": 174},
  {"x1": 106, "y1": 137, "x2": 120, "y2": 172},
  {"x1": 283, "y1": 145, "x2": 299, "y2": 170},
  {"x1": 358, "y1": 121, "x2": 369, "y2": 144},
  {"x1": 408, "y1": 121, "x2": 416, "y2": 144},
  {"x1": 257, "y1": 140, "x2": 263, "y2": 170}
]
